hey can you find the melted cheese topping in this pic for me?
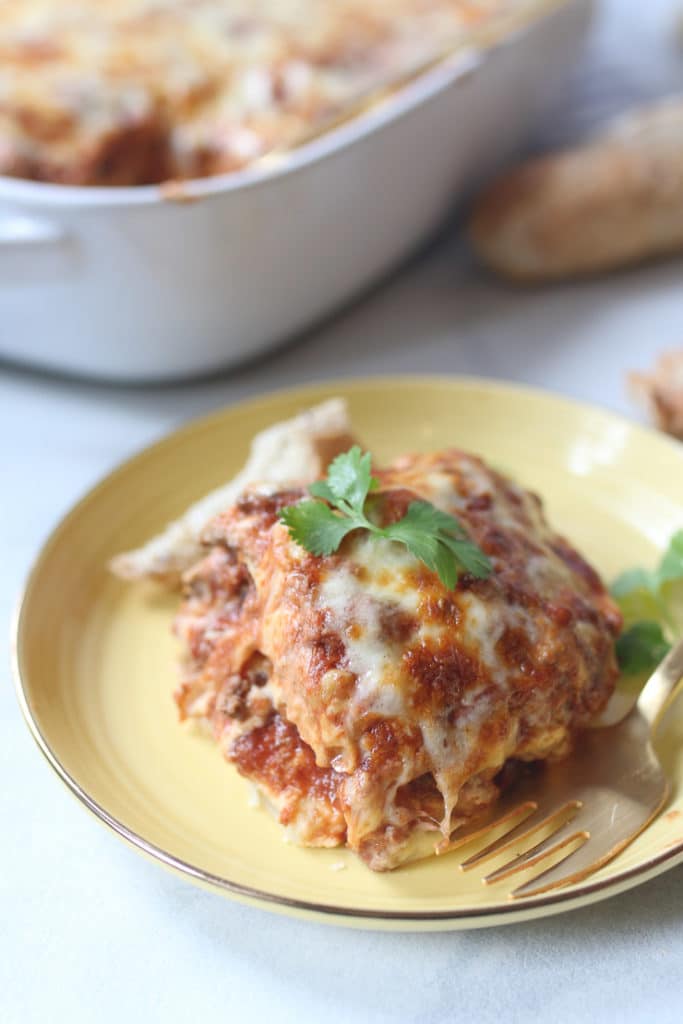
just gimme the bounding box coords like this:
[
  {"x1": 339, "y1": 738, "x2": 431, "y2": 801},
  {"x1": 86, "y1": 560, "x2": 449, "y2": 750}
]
[
  {"x1": 320, "y1": 537, "x2": 419, "y2": 720},
  {"x1": 174, "y1": 448, "x2": 622, "y2": 870},
  {"x1": 1, "y1": 0, "x2": 530, "y2": 184}
]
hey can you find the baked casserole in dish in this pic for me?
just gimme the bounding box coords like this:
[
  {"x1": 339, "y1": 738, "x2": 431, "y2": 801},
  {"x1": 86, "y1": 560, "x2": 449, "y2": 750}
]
[
  {"x1": 2, "y1": 0, "x2": 577, "y2": 185},
  {"x1": 0, "y1": 0, "x2": 592, "y2": 379}
]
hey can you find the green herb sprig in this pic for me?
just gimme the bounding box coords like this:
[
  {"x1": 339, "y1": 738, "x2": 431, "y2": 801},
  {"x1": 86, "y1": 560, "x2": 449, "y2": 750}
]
[
  {"x1": 612, "y1": 530, "x2": 683, "y2": 674},
  {"x1": 278, "y1": 446, "x2": 492, "y2": 590}
]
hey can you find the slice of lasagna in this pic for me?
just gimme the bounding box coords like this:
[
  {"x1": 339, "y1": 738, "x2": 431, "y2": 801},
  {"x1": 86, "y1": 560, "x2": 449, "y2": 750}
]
[{"x1": 172, "y1": 445, "x2": 622, "y2": 870}]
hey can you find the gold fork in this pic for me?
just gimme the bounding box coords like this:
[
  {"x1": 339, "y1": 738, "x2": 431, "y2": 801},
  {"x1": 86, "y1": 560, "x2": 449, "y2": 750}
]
[{"x1": 446, "y1": 637, "x2": 683, "y2": 899}]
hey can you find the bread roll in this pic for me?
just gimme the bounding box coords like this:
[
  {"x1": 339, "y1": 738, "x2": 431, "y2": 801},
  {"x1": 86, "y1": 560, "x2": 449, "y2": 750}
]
[{"x1": 468, "y1": 96, "x2": 683, "y2": 281}]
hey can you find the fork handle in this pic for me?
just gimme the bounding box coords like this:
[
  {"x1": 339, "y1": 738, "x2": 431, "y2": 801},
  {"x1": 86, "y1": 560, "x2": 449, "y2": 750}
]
[{"x1": 636, "y1": 635, "x2": 683, "y2": 730}]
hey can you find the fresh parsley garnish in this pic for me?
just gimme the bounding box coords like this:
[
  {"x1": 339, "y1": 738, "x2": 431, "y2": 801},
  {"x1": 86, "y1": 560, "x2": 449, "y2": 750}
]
[
  {"x1": 278, "y1": 446, "x2": 493, "y2": 590},
  {"x1": 615, "y1": 621, "x2": 671, "y2": 676},
  {"x1": 611, "y1": 530, "x2": 683, "y2": 674}
]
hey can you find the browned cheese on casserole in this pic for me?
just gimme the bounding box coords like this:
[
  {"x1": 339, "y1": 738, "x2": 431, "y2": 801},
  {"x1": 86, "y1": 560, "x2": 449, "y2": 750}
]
[
  {"x1": 0, "y1": 0, "x2": 533, "y2": 185},
  {"x1": 173, "y1": 449, "x2": 622, "y2": 870}
]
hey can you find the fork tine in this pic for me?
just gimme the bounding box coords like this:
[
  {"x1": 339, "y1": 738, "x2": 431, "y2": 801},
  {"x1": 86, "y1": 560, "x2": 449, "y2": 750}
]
[
  {"x1": 483, "y1": 820, "x2": 585, "y2": 883},
  {"x1": 510, "y1": 828, "x2": 642, "y2": 899},
  {"x1": 461, "y1": 800, "x2": 581, "y2": 872},
  {"x1": 510, "y1": 780, "x2": 672, "y2": 898},
  {"x1": 448, "y1": 801, "x2": 538, "y2": 855}
]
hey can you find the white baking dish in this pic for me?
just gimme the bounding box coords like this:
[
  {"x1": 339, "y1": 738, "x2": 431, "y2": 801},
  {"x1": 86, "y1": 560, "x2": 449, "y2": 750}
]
[{"x1": 0, "y1": 0, "x2": 591, "y2": 382}]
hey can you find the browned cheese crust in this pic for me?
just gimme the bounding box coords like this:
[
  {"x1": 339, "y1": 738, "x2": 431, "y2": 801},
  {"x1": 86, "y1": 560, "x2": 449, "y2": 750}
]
[
  {"x1": 174, "y1": 450, "x2": 622, "y2": 869},
  {"x1": 0, "y1": 0, "x2": 520, "y2": 186}
]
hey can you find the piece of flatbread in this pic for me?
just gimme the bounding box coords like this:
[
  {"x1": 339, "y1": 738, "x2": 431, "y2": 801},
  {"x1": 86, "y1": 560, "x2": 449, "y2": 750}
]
[{"x1": 110, "y1": 397, "x2": 355, "y2": 585}]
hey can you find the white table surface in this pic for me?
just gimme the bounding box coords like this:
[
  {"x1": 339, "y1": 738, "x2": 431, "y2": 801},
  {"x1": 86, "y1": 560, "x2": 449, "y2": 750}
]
[{"x1": 3, "y1": 3, "x2": 683, "y2": 1021}]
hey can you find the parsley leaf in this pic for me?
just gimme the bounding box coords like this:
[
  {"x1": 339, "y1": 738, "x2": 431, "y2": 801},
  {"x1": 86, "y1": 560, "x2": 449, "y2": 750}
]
[
  {"x1": 659, "y1": 530, "x2": 683, "y2": 587},
  {"x1": 383, "y1": 502, "x2": 461, "y2": 590},
  {"x1": 278, "y1": 448, "x2": 492, "y2": 590},
  {"x1": 611, "y1": 530, "x2": 683, "y2": 674},
  {"x1": 611, "y1": 567, "x2": 655, "y2": 600},
  {"x1": 324, "y1": 446, "x2": 378, "y2": 511},
  {"x1": 307, "y1": 480, "x2": 340, "y2": 506},
  {"x1": 279, "y1": 500, "x2": 359, "y2": 556},
  {"x1": 615, "y1": 622, "x2": 671, "y2": 676},
  {"x1": 383, "y1": 501, "x2": 491, "y2": 590},
  {"x1": 384, "y1": 499, "x2": 469, "y2": 541},
  {"x1": 611, "y1": 569, "x2": 668, "y2": 631}
]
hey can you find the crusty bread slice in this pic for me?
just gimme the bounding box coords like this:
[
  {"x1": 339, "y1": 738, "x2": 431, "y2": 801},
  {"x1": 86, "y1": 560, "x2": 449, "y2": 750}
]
[
  {"x1": 469, "y1": 96, "x2": 683, "y2": 281},
  {"x1": 110, "y1": 397, "x2": 355, "y2": 585}
]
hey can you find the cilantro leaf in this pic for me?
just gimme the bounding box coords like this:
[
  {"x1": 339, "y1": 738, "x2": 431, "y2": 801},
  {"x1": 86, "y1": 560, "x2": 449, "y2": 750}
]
[
  {"x1": 325, "y1": 446, "x2": 378, "y2": 512},
  {"x1": 383, "y1": 509, "x2": 457, "y2": 590},
  {"x1": 611, "y1": 574, "x2": 667, "y2": 629},
  {"x1": 440, "y1": 534, "x2": 495, "y2": 579},
  {"x1": 611, "y1": 567, "x2": 655, "y2": 600},
  {"x1": 658, "y1": 530, "x2": 683, "y2": 586},
  {"x1": 307, "y1": 480, "x2": 339, "y2": 505},
  {"x1": 384, "y1": 501, "x2": 492, "y2": 589},
  {"x1": 611, "y1": 532, "x2": 683, "y2": 636},
  {"x1": 278, "y1": 500, "x2": 359, "y2": 556},
  {"x1": 615, "y1": 621, "x2": 671, "y2": 676},
  {"x1": 611, "y1": 529, "x2": 683, "y2": 675},
  {"x1": 279, "y1": 452, "x2": 493, "y2": 591},
  {"x1": 384, "y1": 500, "x2": 468, "y2": 541}
]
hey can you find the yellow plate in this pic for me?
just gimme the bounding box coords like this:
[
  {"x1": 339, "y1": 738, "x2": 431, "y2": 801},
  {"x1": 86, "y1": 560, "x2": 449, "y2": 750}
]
[{"x1": 14, "y1": 377, "x2": 683, "y2": 930}]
